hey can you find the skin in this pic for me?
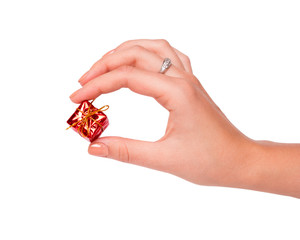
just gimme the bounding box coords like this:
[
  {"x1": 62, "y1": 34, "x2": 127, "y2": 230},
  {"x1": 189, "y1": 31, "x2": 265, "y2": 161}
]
[{"x1": 70, "y1": 39, "x2": 300, "y2": 198}]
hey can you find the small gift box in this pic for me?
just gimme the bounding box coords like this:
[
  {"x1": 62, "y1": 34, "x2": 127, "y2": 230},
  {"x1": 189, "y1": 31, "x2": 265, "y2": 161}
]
[{"x1": 66, "y1": 100, "x2": 109, "y2": 142}]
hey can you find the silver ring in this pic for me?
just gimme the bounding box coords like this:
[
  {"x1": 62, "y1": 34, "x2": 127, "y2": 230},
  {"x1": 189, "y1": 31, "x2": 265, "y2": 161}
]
[{"x1": 159, "y1": 58, "x2": 172, "y2": 74}]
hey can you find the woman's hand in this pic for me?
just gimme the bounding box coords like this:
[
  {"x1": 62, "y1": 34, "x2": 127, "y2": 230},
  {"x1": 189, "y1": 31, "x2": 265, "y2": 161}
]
[
  {"x1": 70, "y1": 39, "x2": 254, "y2": 187},
  {"x1": 70, "y1": 39, "x2": 300, "y2": 197}
]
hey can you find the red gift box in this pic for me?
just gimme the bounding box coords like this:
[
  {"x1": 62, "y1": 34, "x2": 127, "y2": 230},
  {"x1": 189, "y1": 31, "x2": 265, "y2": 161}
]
[{"x1": 66, "y1": 100, "x2": 109, "y2": 142}]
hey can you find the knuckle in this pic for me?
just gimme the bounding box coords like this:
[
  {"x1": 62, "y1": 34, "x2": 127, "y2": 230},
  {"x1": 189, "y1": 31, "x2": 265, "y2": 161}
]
[
  {"x1": 131, "y1": 45, "x2": 145, "y2": 54},
  {"x1": 116, "y1": 65, "x2": 135, "y2": 87},
  {"x1": 118, "y1": 40, "x2": 134, "y2": 48},
  {"x1": 117, "y1": 142, "x2": 131, "y2": 163},
  {"x1": 117, "y1": 65, "x2": 134, "y2": 74},
  {"x1": 156, "y1": 39, "x2": 171, "y2": 48}
]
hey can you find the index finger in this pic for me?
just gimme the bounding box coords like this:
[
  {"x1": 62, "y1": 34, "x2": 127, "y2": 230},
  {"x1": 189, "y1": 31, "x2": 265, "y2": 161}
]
[{"x1": 70, "y1": 66, "x2": 178, "y2": 111}]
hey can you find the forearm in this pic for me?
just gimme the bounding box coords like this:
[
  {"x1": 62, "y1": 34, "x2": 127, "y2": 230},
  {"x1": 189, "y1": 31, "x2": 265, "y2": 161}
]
[{"x1": 241, "y1": 140, "x2": 300, "y2": 198}]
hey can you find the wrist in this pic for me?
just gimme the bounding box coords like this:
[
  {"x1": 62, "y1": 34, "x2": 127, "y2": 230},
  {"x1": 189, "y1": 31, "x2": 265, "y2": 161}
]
[
  {"x1": 210, "y1": 136, "x2": 261, "y2": 190},
  {"x1": 234, "y1": 139, "x2": 265, "y2": 191},
  {"x1": 218, "y1": 137, "x2": 265, "y2": 191},
  {"x1": 229, "y1": 139, "x2": 300, "y2": 198}
]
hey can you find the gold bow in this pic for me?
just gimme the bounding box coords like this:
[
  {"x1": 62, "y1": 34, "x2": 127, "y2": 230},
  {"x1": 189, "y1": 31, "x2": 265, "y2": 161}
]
[{"x1": 66, "y1": 100, "x2": 109, "y2": 138}]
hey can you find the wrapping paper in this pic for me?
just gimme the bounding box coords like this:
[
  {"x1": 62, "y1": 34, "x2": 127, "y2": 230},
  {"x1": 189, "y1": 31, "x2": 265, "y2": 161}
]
[{"x1": 67, "y1": 100, "x2": 109, "y2": 142}]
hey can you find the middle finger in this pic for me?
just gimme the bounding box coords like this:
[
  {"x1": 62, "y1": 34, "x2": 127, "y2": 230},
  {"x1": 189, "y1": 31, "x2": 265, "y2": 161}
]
[
  {"x1": 79, "y1": 45, "x2": 183, "y2": 86},
  {"x1": 114, "y1": 39, "x2": 186, "y2": 71}
]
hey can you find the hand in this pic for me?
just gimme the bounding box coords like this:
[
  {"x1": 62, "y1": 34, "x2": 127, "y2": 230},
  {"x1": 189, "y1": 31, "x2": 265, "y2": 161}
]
[
  {"x1": 70, "y1": 39, "x2": 300, "y2": 198},
  {"x1": 70, "y1": 39, "x2": 255, "y2": 188}
]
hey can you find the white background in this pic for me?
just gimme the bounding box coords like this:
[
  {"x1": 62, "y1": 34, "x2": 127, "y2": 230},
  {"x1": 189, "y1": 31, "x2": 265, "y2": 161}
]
[{"x1": 0, "y1": 0, "x2": 299, "y2": 239}]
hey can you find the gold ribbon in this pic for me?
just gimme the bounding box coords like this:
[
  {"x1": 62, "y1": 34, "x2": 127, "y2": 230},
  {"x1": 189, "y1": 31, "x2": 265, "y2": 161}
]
[{"x1": 66, "y1": 100, "x2": 109, "y2": 138}]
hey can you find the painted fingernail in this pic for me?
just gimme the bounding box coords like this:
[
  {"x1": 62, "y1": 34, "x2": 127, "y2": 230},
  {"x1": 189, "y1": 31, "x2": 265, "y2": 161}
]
[
  {"x1": 69, "y1": 89, "x2": 81, "y2": 99},
  {"x1": 102, "y1": 49, "x2": 115, "y2": 58},
  {"x1": 78, "y1": 71, "x2": 89, "y2": 83},
  {"x1": 89, "y1": 142, "x2": 108, "y2": 157}
]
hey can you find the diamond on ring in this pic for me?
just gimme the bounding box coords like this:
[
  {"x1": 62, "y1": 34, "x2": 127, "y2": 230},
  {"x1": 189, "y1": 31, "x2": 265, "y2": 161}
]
[{"x1": 159, "y1": 58, "x2": 172, "y2": 74}]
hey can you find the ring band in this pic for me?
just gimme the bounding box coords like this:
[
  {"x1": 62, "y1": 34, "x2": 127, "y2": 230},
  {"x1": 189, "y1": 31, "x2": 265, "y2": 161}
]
[{"x1": 159, "y1": 58, "x2": 172, "y2": 74}]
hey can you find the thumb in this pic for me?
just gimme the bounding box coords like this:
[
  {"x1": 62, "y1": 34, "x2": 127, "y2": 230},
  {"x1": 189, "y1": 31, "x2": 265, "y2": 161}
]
[{"x1": 88, "y1": 136, "x2": 162, "y2": 169}]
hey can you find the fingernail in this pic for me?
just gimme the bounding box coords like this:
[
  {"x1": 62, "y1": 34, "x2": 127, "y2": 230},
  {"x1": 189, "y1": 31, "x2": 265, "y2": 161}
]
[
  {"x1": 69, "y1": 89, "x2": 81, "y2": 99},
  {"x1": 78, "y1": 71, "x2": 89, "y2": 83},
  {"x1": 89, "y1": 142, "x2": 108, "y2": 157},
  {"x1": 102, "y1": 49, "x2": 115, "y2": 58}
]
